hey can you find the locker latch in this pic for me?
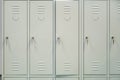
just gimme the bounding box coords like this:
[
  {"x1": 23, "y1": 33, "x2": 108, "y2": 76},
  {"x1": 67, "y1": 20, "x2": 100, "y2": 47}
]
[
  {"x1": 85, "y1": 36, "x2": 88, "y2": 45},
  {"x1": 57, "y1": 37, "x2": 61, "y2": 44},
  {"x1": 5, "y1": 36, "x2": 9, "y2": 45},
  {"x1": 111, "y1": 36, "x2": 114, "y2": 44}
]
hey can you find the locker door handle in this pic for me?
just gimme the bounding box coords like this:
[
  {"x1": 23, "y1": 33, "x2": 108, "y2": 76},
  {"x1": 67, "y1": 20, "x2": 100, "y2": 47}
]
[
  {"x1": 57, "y1": 37, "x2": 61, "y2": 44},
  {"x1": 4, "y1": 36, "x2": 12, "y2": 50},
  {"x1": 30, "y1": 37, "x2": 38, "y2": 48},
  {"x1": 5, "y1": 36, "x2": 9, "y2": 45},
  {"x1": 30, "y1": 37, "x2": 35, "y2": 42},
  {"x1": 111, "y1": 36, "x2": 115, "y2": 44},
  {"x1": 30, "y1": 36, "x2": 35, "y2": 44},
  {"x1": 85, "y1": 36, "x2": 88, "y2": 44}
]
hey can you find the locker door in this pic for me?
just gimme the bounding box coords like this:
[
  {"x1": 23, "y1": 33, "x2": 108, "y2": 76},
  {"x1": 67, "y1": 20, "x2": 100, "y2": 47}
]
[
  {"x1": 30, "y1": 78, "x2": 52, "y2": 80},
  {"x1": 4, "y1": 1, "x2": 27, "y2": 75},
  {"x1": 30, "y1": 1, "x2": 53, "y2": 75},
  {"x1": 84, "y1": 78, "x2": 106, "y2": 80},
  {"x1": 84, "y1": 0, "x2": 107, "y2": 74},
  {"x1": 4, "y1": 78, "x2": 27, "y2": 80},
  {"x1": 56, "y1": 78, "x2": 78, "y2": 80},
  {"x1": 110, "y1": 0, "x2": 120, "y2": 74},
  {"x1": 56, "y1": 0, "x2": 78, "y2": 75}
]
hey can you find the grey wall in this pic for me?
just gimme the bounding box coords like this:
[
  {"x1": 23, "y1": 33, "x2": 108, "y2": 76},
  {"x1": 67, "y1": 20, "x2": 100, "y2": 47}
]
[{"x1": 0, "y1": 10, "x2": 1, "y2": 69}]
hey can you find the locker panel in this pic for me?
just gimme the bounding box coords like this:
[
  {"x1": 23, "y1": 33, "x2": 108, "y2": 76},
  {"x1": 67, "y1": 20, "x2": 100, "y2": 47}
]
[
  {"x1": 4, "y1": 1, "x2": 27, "y2": 75},
  {"x1": 84, "y1": 1, "x2": 107, "y2": 74},
  {"x1": 84, "y1": 78, "x2": 106, "y2": 80},
  {"x1": 56, "y1": 78, "x2": 78, "y2": 80},
  {"x1": 56, "y1": 1, "x2": 78, "y2": 75},
  {"x1": 110, "y1": 78, "x2": 120, "y2": 80},
  {"x1": 30, "y1": 78, "x2": 52, "y2": 80},
  {"x1": 30, "y1": 1, "x2": 53, "y2": 75},
  {"x1": 110, "y1": 0, "x2": 120, "y2": 74},
  {"x1": 4, "y1": 78, "x2": 27, "y2": 80}
]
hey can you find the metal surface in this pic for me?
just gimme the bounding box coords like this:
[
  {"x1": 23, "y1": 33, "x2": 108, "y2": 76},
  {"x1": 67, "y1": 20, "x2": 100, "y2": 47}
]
[{"x1": 1, "y1": 0, "x2": 120, "y2": 80}]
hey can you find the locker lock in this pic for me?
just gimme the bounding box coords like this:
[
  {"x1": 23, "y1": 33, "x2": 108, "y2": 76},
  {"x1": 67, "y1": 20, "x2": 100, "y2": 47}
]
[
  {"x1": 32, "y1": 37, "x2": 34, "y2": 40},
  {"x1": 111, "y1": 36, "x2": 115, "y2": 44},
  {"x1": 85, "y1": 36, "x2": 88, "y2": 39},
  {"x1": 111, "y1": 36, "x2": 114, "y2": 39},
  {"x1": 57, "y1": 37, "x2": 61, "y2": 44},
  {"x1": 6, "y1": 37, "x2": 8, "y2": 39},
  {"x1": 85, "y1": 36, "x2": 88, "y2": 44},
  {"x1": 5, "y1": 37, "x2": 9, "y2": 45}
]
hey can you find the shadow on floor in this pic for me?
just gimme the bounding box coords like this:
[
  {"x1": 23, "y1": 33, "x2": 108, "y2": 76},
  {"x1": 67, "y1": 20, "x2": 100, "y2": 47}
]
[{"x1": 0, "y1": 75, "x2": 1, "y2": 80}]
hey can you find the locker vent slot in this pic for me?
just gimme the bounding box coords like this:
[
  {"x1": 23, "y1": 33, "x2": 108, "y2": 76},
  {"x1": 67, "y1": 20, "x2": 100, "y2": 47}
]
[
  {"x1": 11, "y1": 5, "x2": 20, "y2": 21},
  {"x1": 64, "y1": 5, "x2": 71, "y2": 21},
  {"x1": 117, "y1": 3, "x2": 120, "y2": 14},
  {"x1": 116, "y1": 61, "x2": 120, "y2": 71},
  {"x1": 91, "y1": 61, "x2": 100, "y2": 71},
  {"x1": 37, "y1": 5, "x2": 45, "y2": 14},
  {"x1": 11, "y1": 58, "x2": 20, "y2": 71},
  {"x1": 64, "y1": 62, "x2": 71, "y2": 71},
  {"x1": 11, "y1": 5, "x2": 20, "y2": 14},
  {"x1": 37, "y1": 5, "x2": 45, "y2": 21},
  {"x1": 91, "y1": 5, "x2": 100, "y2": 21},
  {"x1": 63, "y1": 6, "x2": 71, "y2": 14},
  {"x1": 37, "y1": 60, "x2": 46, "y2": 71},
  {"x1": 91, "y1": 5, "x2": 100, "y2": 14}
]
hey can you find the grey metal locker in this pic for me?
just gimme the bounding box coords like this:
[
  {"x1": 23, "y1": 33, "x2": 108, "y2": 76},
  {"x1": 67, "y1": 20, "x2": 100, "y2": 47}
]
[
  {"x1": 110, "y1": 0, "x2": 120, "y2": 74},
  {"x1": 30, "y1": 0, "x2": 53, "y2": 75},
  {"x1": 56, "y1": 0, "x2": 79, "y2": 75},
  {"x1": 4, "y1": 1, "x2": 28, "y2": 75},
  {"x1": 84, "y1": 0, "x2": 107, "y2": 74}
]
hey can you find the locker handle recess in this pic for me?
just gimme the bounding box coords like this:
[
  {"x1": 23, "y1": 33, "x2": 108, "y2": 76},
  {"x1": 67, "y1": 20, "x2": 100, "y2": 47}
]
[{"x1": 111, "y1": 36, "x2": 114, "y2": 44}]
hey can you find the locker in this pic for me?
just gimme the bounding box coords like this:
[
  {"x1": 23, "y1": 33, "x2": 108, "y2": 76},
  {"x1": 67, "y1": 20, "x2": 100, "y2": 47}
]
[
  {"x1": 84, "y1": 78, "x2": 106, "y2": 80},
  {"x1": 30, "y1": 78, "x2": 52, "y2": 80},
  {"x1": 30, "y1": 1, "x2": 53, "y2": 75},
  {"x1": 56, "y1": 78, "x2": 78, "y2": 80},
  {"x1": 84, "y1": 0, "x2": 107, "y2": 74},
  {"x1": 4, "y1": 1, "x2": 27, "y2": 75},
  {"x1": 56, "y1": 0, "x2": 78, "y2": 75},
  {"x1": 4, "y1": 78, "x2": 27, "y2": 80},
  {"x1": 110, "y1": 0, "x2": 120, "y2": 74}
]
